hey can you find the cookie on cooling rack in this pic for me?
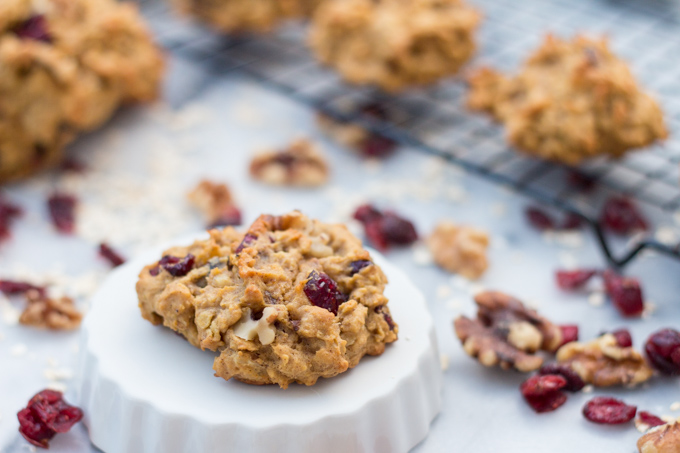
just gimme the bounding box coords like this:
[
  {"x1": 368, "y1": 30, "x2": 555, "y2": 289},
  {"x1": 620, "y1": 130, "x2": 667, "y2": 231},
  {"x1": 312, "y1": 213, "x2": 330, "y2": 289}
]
[
  {"x1": 136, "y1": 211, "x2": 398, "y2": 388},
  {"x1": 308, "y1": 0, "x2": 481, "y2": 92},
  {"x1": 467, "y1": 35, "x2": 667, "y2": 165},
  {"x1": 0, "y1": 0, "x2": 164, "y2": 183},
  {"x1": 171, "y1": 0, "x2": 320, "y2": 33}
]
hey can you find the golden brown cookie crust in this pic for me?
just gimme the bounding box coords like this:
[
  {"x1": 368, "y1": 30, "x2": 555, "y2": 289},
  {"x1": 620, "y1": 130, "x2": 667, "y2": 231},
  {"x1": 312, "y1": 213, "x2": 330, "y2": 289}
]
[
  {"x1": 309, "y1": 0, "x2": 480, "y2": 92},
  {"x1": 136, "y1": 211, "x2": 398, "y2": 388},
  {"x1": 171, "y1": 0, "x2": 320, "y2": 33},
  {"x1": 0, "y1": 0, "x2": 164, "y2": 183},
  {"x1": 467, "y1": 35, "x2": 667, "y2": 164}
]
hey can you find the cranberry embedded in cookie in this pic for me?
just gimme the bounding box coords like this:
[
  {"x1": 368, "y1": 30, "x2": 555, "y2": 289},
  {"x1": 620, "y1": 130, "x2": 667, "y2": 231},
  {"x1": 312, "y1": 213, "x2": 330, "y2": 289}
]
[{"x1": 136, "y1": 211, "x2": 398, "y2": 388}]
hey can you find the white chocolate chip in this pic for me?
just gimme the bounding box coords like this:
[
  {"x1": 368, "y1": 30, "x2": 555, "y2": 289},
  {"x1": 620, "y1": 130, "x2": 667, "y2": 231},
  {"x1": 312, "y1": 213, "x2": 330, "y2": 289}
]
[{"x1": 233, "y1": 307, "x2": 278, "y2": 345}]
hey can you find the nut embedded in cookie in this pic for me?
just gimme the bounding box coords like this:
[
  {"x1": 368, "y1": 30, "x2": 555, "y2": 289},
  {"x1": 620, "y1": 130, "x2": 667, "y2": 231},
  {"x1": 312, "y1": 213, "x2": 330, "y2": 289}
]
[
  {"x1": 136, "y1": 211, "x2": 398, "y2": 388},
  {"x1": 467, "y1": 34, "x2": 667, "y2": 164},
  {"x1": 556, "y1": 333, "x2": 654, "y2": 387},
  {"x1": 309, "y1": 0, "x2": 481, "y2": 92},
  {"x1": 249, "y1": 139, "x2": 329, "y2": 187},
  {"x1": 427, "y1": 221, "x2": 489, "y2": 280}
]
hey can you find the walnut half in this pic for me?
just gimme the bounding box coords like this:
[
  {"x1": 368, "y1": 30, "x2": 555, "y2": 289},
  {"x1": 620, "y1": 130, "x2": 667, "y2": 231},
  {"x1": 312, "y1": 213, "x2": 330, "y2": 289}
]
[
  {"x1": 249, "y1": 139, "x2": 329, "y2": 187},
  {"x1": 638, "y1": 419, "x2": 680, "y2": 453},
  {"x1": 427, "y1": 221, "x2": 489, "y2": 280},
  {"x1": 557, "y1": 334, "x2": 653, "y2": 387},
  {"x1": 19, "y1": 289, "x2": 82, "y2": 330},
  {"x1": 453, "y1": 291, "x2": 565, "y2": 372}
]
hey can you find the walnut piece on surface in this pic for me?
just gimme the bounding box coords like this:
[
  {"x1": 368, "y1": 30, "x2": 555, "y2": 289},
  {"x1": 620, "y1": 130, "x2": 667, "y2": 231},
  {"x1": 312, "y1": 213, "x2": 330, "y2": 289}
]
[
  {"x1": 427, "y1": 221, "x2": 489, "y2": 279},
  {"x1": 316, "y1": 113, "x2": 370, "y2": 151},
  {"x1": 454, "y1": 316, "x2": 543, "y2": 372},
  {"x1": 638, "y1": 419, "x2": 680, "y2": 453},
  {"x1": 557, "y1": 333, "x2": 653, "y2": 387},
  {"x1": 453, "y1": 291, "x2": 565, "y2": 372},
  {"x1": 19, "y1": 290, "x2": 82, "y2": 330},
  {"x1": 249, "y1": 139, "x2": 329, "y2": 187},
  {"x1": 187, "y1": 180, "x2": 241, "y2": 227}
]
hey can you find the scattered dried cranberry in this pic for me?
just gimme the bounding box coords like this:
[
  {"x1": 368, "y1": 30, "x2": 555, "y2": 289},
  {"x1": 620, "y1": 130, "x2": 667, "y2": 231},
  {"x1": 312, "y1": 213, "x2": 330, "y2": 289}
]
[
  {"x1": 360, "y1": 135, "x2": 396, "y2": 159},
  {"x1": 610, "y1": 328, "x2": 633, "y2": 348},
  {"x1": 583, "y1": 397, "x2": 636, "y2": 425},
  {"x1": 303, "y1": 270, "x2": 347, "y2": 315},
  {"x1": 637, "y1": 411, "x2": 666, "y2": 429},
  {"x1": 47, "y1": 193, "x2": 77, "y2": 234},
  {"x1": 555, "y1": 269, "x2": 598, "y2": 290},
  {"x1": 155, "y1": 254, "x2": 195, "y2": 277},
  {"x1": 209, "y1": 206, "x2": 242, "y2": 228},
  {"x1": 353, "y1": 205, "x2": 417, "y2": 250},
  {"x1": 520, "y1": 375, "x2": 568, "y2": 413},
  {"x1": 14, "y1": 15, "x2": 52, "y2": 43},
  {"x1": 235, "y1": 233, "x2": 257, "y2": 253},
  {"x1": 0, "y1": 280, "x2": 46, "y2": 298},
  {"x1": 599, "y1": 197, "x2": 648, "y2": 235},
  {"x1": 603, "y1": 270, "x2": 644, "y2": 317},
  {"x1": 567, "y1": 171, "x2": 596, "y2": 192},
  {"x1": 98, "y1": 243, "x2": 125, "y2": 268},
  {"x1": 0, "y1": 197, "x2": 23, "y2": 243},
  {"x1": 561, "y1": 213, "x2": 583, "y2": 230},
  {"x1": 353, "y1": 204, "x2": 382, "y2": 224},
  {"x1": 349, "y1": 260, "x2": 372, "y2": 275},
  {"x1": 558, "y1": 324, "x2": 579, "y2": 348},
  {"x1": 538, "y1": 364, "x2": 585, "y2": 392},
  {"x1": 60, "y1": 158, "x2": 86, "y2": 173},
  {"x1": 644, "y1": 328, "x2": 680, "y2": 375},
  {"x1": 525, "y1": 207, "x2": 555, "y2": 231},
  {"x1": 17, "y1": 389, "x2": 83, "y2": 449}
]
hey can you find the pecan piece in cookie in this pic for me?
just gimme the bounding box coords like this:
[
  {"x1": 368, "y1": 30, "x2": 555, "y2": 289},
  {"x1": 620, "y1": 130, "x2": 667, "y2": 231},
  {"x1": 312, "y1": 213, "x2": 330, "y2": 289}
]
[
  {"x1": 19, "y1": 290, "x2": 82, "y2": 330},
  {"x1": 638, "y1": 419, "x2": 680, "y2": 453},
  {"x1": 557, "y1": 333, "x2": 653, "y2": 387},
  {"x1": 249, "y1": 139, "x2": 329, "y2": 187},
  {"x1": 187, "y1": 179, "x2": 242, "y2": 228},
  {"x1": 454, "y1": 291, "x2": 564, "y2": 371},
  {"x1": 427, "y1": 221, "x2": 489, "y2": 279}
]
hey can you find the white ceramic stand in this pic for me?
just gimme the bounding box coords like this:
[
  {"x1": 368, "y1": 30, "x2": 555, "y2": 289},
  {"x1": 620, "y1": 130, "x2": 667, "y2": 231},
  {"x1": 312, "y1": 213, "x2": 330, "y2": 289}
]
[{"x1": 76, "y1": 238, "x2": 442, "y2": 453}]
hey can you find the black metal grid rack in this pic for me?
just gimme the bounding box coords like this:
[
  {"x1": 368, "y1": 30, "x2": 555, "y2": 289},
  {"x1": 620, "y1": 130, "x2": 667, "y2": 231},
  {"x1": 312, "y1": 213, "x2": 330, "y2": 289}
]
[{"x1": 139, "y1": 0, "x2": 680, "y2": 268}]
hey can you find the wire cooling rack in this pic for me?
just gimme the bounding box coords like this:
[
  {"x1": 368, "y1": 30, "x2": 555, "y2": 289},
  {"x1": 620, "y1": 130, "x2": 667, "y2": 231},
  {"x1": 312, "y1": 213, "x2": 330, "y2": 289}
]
[{"x1": 137, "y1": 0, "x2": 680, "y2": 268}]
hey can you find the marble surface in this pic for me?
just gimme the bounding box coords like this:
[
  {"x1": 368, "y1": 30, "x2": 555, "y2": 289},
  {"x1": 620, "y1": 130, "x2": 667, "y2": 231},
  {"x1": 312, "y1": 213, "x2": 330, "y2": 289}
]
[{"x1": 1, "y1": 61, "x2": 680, "y2": 453}]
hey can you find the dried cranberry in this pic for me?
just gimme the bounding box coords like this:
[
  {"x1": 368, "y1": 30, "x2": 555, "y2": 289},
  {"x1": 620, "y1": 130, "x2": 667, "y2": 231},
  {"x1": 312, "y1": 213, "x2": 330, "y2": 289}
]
[
  {"x1": 561, "y1": 213, "x2": 583, "y2": 230},
  {"x1": 637, "y1": 411, "x2": 666, "y2": 429},
  {"x1": 60, "y1": 158, "x2": 86, "y2": 173},
  {"x1": 353, "y1": 205, "x2": 383, "y2": 224},
  {"x1": 583, "y1": 397, "x2": 636, "y2": 424},
  {"x1": 360, "y1": 135, "x2": 396, "y2": 158},
  {"x1": 99, "y1": 243, "x2": 125, "y2": 267},
  {"x1": 555, "y1": 269, "x2": 598, "y2": 290},
  {"x1": 0, "y1": 280, "x2": 46, "y2": 297},
  {"x1": 376, "y1": 305, "x2": 396, "y2": 330},
  {"x1": 644, "y1": 328, "x2": 680, "y2": 375},
  {"x1": 603, "y1": 270, "x2": 644, "y2": 317},
  {"x1": 610, "y1": 328, "x2": 633, "y2": 348},
  {"x1": 159, "y1": 254, "x2": 195, "y2": 277},
  {"x1": 0, "y1": 197, "x2": 23, "y2": 243},
  {"x1": 303, "y1": 270, "x2": 347, "y2": 315},
  {"x1": 364, "y1": 221, "x2": 389, "y2": 250},
  {"x1": 558, "y1": 324, "x2": 579, "y2": 348},
  {"x1": 14, "y1": 15, "x2": 52, "y2": 43},
  {"x1": 17, "y1": 390, "x2": 83, "y2": 449},
  {"x1": 235, "y1": 233, "x2": 257, "y2": 253},
  {"x1": 599, "y1": 197, "x2": 648, "y2": 235},
  {"x1": 47, "y1": 193, "x2": 77, "y2": 234},
  {"x1": 525, "y1": 207, "x2": 555, "y2": 231},
  {"x1": 380, "y1": 212, "x2": 418, "y2": 245},
  {"x1": 538, "y1": 364, "x2": 585, "y2": 392},
  {"x1": 567, "y1": 171, "x2": 596, "y2": 192},
  {"x1": 209, "y1": 206, "x2": 242, "y2": 228},
  {"x1": 520, "y1": 375, "x2": 568, "y2": 413},
  {"x1": 349, "y1": 260, "x2": 372, "y2": 275}
]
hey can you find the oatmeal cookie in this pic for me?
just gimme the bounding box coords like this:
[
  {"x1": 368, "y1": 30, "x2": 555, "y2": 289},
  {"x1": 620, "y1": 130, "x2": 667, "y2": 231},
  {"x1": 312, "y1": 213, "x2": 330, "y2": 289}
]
[
  {"x1": 136, "y1": 211, "x2": 398, "y2": 388},
  {"x1": 0, "y1": 0, "x2": 164, "y2": 183},
  {"x1": 467, "y1": 35, "x2": 667, "y2": 164},
  {"x1": 171, "y1": 0, "x2": 320, "y2": 33},
  {"x1": 309, "y1": 0, "x2": 480, "y2": 92}
]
